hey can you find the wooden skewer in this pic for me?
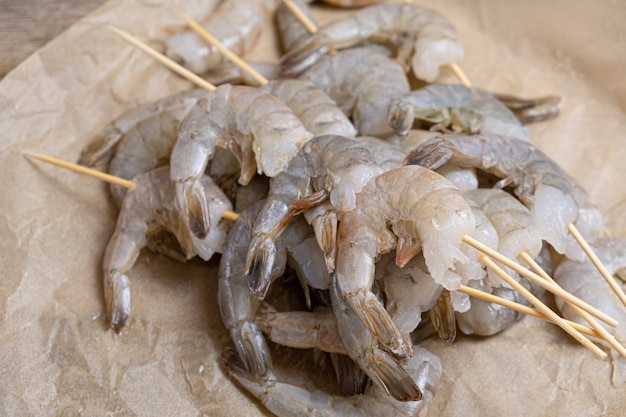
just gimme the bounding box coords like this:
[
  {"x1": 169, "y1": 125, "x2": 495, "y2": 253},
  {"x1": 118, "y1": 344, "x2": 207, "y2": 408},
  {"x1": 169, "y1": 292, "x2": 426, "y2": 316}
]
[
  {"x1": 173, "y1": 7, "x2": 269, "y2": 86},
  {"x1": 478, "y1": 254, "x2": 607, "y2": 359},
  {"x1": 448, "y1": 62, "x2": 472, "y2": 88},
  {"x1": 462, "y1": 235, "x2": 619, "y2": 328},
  {"x1": 24, "y1": 152, "x2": 135, "y2": 188},
  {"x1": 458, "y1": 284, "x2": 600, "y2": 338},
  {"x1": 282, "y1": 0, "x2": 318, "y2": 34},
  {"x1": 23, "y1": 152, "x2": 241, "y2": 221},
  {"x1": 107, "y1": 25, "x2": 216, "y2": 92},
  {"x1": 518, "y1": 250, "x2": 626, "y2": 358},
  {"x1": 568, "y1": 223, "x2": 626, "y2": 309}
]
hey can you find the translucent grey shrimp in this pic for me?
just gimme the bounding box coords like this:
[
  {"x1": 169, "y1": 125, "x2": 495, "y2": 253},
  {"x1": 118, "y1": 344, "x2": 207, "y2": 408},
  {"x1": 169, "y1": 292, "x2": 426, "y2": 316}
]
[
  {"x1": 77, "y1": 88, "x2": 206, "y2": 173},
  {"x1": 388, "y1": 84, "x2": 529, "y2": 142},
  {"x1": 297, "y1": 47, "x2": 411, "y2": 136},
  {"x1": 245, "y1": 135, "x2": 384, "y2": 298},
  {"x1": 262, "y1": 79, "x2": 358, "y2": 138},
  {"x1": 165, "y1": 0, "x2": 280, "y2": 74},
  {"x1": 222, "y1": 344, "x2": 441, "y2": 417},
  {"x1": 218, "y1": 200, "x2": 330, "y2": 380},
  {"x1": 170, "y1": 83, "x2": 313, "y2": 241},
  {"x1": 250, "y1": 278, "x2": 428, "y2": 403},
  {"x1": 280, "y1": 2, "x2": 464, "y2": 82},
  {"x1": 104, "y1": 166, "x2": 232, "y2": 332},
  {"x1": 335, "y1": 165, "x2": 475, "y2": 356},
  {"x1": 405, "y1": 134, "x2": 605, "y2": 261}
]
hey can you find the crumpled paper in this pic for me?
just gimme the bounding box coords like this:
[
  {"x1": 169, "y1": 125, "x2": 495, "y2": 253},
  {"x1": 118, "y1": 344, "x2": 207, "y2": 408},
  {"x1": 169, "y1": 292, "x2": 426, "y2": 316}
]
[{"x1": 1, "y1": 0, "x2": 625, "y2": 416}]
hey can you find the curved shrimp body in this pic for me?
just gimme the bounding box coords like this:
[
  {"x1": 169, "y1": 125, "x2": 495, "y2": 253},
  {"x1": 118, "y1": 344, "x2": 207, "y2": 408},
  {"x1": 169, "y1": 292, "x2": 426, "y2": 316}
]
[
  {"x1": 554, "y1": 237, "x2": 626, "y2": 341},
  {"x1": 170, "y1": 83, "x2": 313, "y2": 240},
  {"x1": 218, "y1": 201, "x2": 330, "y2": 380},
  {"x1": 246, "y1": 134, "x2": 384, "y2": 298},
  {"x1": 280, "y1": 2, "x2": 464, "y2": 82},
  {"x1": 336, "y1": 165, "x2": 475, "y2": 355},
  {"x1": 404, "y1": 134, "x2": 605, "y2": 260},
  {"x1": 104, "y1": 166, "x2": 232, "y2": 332},
  {"x1": 78, "y1": 88, "x2": 206, "y2": 172},
  {"x1": 297, "y1": 47, "x2": 411, "y2": 136},
  {"x1": 222, "y1": 344, "x2": 441, "y2": 417},
  {"x1": 466, "y1": 188, "x2": 543, "y2": 283},
  {"x1": 165, "y1": 0, "x2": 279, "y2": 74},
  {"x1": 388, "y1": 84, "x2": 529, "y2": 142},
  {"x1": 262, "y1": 79, "x2": 358, "y2": 138}
]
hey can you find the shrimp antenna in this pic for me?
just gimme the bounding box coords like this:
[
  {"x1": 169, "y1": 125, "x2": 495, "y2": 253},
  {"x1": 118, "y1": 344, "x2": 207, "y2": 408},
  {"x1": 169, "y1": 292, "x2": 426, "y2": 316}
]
[
  {"x1": 462, "y1": 235, "x2": 618, "y2": 328},
  {"x1": 458, "y1": 284, "x2": 600, "y2": 339},
  {"x1": 518, "y1": 250, "x2": 626, "y2": 359},
  {"x1": 107, "y1": 25, "x2": 217, "y2": 92},
  {"x1": 170, "y1": 3, "x2": 269, "y2": 86},
  {"x1": 23, "y1": 152, "x2": 241, "y2": 222},
  {"x1": 567, "y1": 224, "x2": 626, "y2": 309},
  {"x1": 477, "y1": 253, "x2": 607, "y2": 359}
]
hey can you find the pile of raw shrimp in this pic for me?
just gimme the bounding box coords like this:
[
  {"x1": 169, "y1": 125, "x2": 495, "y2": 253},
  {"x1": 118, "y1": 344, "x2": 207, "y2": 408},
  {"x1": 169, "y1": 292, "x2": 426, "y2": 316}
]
[{"x1": 77, "y1": 0, "x2": 626, "y2": 416}]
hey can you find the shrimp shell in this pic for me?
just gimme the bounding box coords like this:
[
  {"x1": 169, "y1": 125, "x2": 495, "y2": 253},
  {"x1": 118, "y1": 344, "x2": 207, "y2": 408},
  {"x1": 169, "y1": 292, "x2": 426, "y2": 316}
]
[
  {"x1": 280, "y1": 2, "x2": 464, "y2": 82},
  {"x1": 165, "y1": 0, "x2": 280, "y2": 74}
]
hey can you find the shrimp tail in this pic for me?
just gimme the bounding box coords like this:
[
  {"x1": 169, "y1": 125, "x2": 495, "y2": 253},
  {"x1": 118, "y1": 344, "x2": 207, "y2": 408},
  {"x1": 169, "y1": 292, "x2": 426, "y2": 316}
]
[
  {"x1": 177, "y1": 181, "x2": 211, "y2": 239},
  {"x1": 359, "y1": 349, "x2": 424, "y2": 402},
  {"x1": 232, "y1": 321, "x2": 274, "y2": 380},
  {"x1": 246, "y1": 236, "x2": 277, "y2": 299},
  {"x1": 387, "y1": 98, "x2": 416, "y2": 136},
  {"x1": 347, "y1": 292, "x2": 412, "y2": 358},
  {"x1": 221, "y1": 348, "x2": 274, "y2": 395},
  {"x1": 494, "y1": 93, "x2": 562, "y2": 124},
  {"x1": 403, "y1": 138, "x2": 453, "y2": 170},
  {"x1": 311, "y1": 211, "x2": 338, "y2": 273},
  {"x1": 105, "y1": 271, "x2": 131, "y2": 333},
  {"x1": 429, "y1": 289, "x2": 457, "y2": 343},
  {"x1": 395, "y1": 236, "x2": 422, "y2": 268},
  {"x1": 279, "y1": 34, "x2": 331, "y2": 78}
]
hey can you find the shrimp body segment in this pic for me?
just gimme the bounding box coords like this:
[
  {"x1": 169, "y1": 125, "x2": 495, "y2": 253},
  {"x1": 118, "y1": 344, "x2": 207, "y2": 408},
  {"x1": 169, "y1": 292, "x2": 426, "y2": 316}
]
[
  {"x1": 388, "y1": 84, "x2": 529, "y2": 142},
  {"x1": 165, "y1": 0, "x2": 279, "y2": 74},
  {"x1": 170, "y1": 84, "x2": 313, "y2": 239},
  {"x1": 336, "y1": 165, "x2": 475, "y2": 355},
  {"x1": 280, "y1": 2, "x2": 464, "y2": 82},
  {"x1": 104, "y1": 167, "x2": 232, "y2": 332},
  {"x1": 405, "y1": 134, "x2": 604, "y2": 260}
]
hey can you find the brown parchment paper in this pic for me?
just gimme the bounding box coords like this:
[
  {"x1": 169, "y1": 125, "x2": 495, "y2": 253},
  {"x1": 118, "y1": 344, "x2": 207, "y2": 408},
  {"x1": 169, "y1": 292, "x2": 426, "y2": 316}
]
[{"x1": 1, "y1": 0, "x2": 626, "y2": 416}]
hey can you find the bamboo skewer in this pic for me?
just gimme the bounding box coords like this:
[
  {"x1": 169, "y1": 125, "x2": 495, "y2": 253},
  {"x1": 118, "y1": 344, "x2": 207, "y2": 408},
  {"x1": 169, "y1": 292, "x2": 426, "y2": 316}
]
[
  {"x1": 448, "y1": 62, "x2": 472, "y2": 88},
  {"x1": 568, "y1": 223, "x2": 626, "y2": 309},
  {"x1": 519, "y1": 250, "x2": 626, "y2": 359},
  {"x1": 23, "y1": 152, "x2": 241, "y2": 221},
  {"x1": 462, "y1": 235, "x2": 618, "y2": 328},
  {"x1": 172, "y1": 7, "x2": 269, "y2": 86},
  {"x1": 458, "y1": 284, "x2": 600, "y2": 338},
  {"x1": 478, "y1": 254, "x2": 607, "y2": 359},
  {"x1": 107, "y1": 25, "x2": 216, "y2": 92},
  {"x1": 283, "y1": 0, "x2": 318, "y2": 34}
]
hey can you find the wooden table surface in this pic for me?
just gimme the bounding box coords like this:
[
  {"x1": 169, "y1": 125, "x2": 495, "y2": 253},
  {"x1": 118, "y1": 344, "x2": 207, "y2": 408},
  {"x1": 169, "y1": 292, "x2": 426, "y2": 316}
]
[{"x1": 0, "y1": 0, "x2": 106, "y2": 79}]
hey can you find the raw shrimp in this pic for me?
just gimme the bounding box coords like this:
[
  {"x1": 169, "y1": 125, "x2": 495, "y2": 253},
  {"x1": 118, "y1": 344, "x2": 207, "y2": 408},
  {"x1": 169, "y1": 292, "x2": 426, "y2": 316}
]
[
  {"x1": 222, "y1": 344, "x2": 442, "y2": 417},
  {"x1": 262, "y1": 79, "x2": 358, "y2": 138},
  {"x1": 405, "y1": 134, "x2": 605, "y2": 261},
  {"x1": 388, "y1": 84, "x2": 529, "y2": 142},
  {"x1": 280, "y1": 2, "x2": 464, "y2": 82},
  {"x1": 104, "y1": 166, "x2": 232, "y2": 332},
  {"x1": 78, "y1": 88, "x2": 206, "y2": 172},
  {"x1": 297, "y1": 47, "x2": 411, "y2": 136},
  {"x1": 165, "y1": 0, "x2": 279, "y2": 74},
  {"x1": 250, "y1": 277, "x2": 427, "y2": 402},
  {"x1": 335, "y1": 165, "x2": 475, "y2": 356},
  {"x1": 169, "y1": 83, "x2": 313, "y2": 240},
  {"x1": 218, "y1": 200, "x2": 330, "y2": 380},
  {"x1": 246, "y1": 135, "x2": 384, "y2": 298}
]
